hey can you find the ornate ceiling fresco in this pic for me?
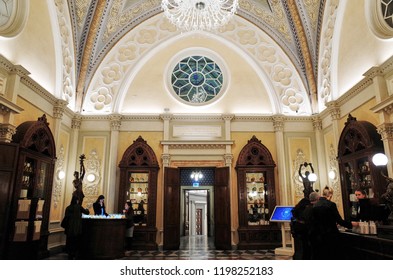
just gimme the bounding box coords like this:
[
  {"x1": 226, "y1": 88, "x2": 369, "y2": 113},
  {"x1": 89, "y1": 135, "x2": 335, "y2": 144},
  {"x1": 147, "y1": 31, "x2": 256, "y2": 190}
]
[{"x1": 61, "y1": 0, "x2": 327, "y2": 115}]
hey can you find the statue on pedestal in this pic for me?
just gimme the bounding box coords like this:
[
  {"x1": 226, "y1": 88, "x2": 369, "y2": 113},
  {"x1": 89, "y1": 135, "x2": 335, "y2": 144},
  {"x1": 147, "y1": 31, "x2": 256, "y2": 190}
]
[{"x1": 72, "y1": 154, "x2": 86, "y2": 206}]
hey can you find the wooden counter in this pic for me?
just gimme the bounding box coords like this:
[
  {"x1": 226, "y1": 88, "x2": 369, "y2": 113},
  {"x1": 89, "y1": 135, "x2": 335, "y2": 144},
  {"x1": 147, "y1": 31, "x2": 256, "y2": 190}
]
[
  {"x1": 339, "y1": 231, "x2": 393, "y2": 259},
  {"x1": 80, "y1": 218, "x2": 127, "y2": 259}
]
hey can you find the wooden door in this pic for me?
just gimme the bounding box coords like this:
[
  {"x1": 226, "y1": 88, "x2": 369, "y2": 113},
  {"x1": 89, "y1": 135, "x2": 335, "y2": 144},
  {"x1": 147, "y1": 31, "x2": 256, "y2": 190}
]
[
  {"x1": 214, "y1": 166, "x2": 231, "y2": 250},
  {"x1": 163, "y1": 167, "x2": 180, "y2": 250}
]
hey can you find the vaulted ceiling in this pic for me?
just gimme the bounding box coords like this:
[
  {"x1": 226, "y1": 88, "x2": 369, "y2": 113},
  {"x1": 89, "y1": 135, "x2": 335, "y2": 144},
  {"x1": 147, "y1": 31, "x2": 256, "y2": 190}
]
[{"x1": 67, "y1": 0, "x2": 325, "y2": 115}]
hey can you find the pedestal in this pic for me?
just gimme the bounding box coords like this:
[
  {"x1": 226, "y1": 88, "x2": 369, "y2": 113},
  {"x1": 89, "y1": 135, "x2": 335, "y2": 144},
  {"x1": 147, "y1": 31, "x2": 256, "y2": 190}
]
[{"x1": 274, "y1": 223, "x2": 294, "y2": 256}]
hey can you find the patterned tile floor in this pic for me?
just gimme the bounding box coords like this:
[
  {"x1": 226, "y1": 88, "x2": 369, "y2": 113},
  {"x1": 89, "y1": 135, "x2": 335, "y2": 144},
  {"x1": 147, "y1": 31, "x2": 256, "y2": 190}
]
[{"x1": 47, "y1": 236, "x2": 292, "y2": 260}]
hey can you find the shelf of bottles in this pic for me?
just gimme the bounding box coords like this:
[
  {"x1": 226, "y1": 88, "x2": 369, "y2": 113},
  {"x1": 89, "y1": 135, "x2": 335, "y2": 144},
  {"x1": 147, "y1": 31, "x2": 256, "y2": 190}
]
[
  {"x1": 246, "y1": 172, "x2": 270, "y2": 225},
  {"x1": 343, "y1": 157, "x2": 373, "y2": 219},
  {"x1": 127, "y1": 172, "x2": 148, "y2": 226}
]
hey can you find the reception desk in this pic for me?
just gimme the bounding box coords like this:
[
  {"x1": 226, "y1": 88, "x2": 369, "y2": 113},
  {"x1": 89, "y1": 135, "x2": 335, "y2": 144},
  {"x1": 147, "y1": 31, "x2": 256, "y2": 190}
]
[
  {"x1": 80, "y1": 217, "x2": 127, "y2": 259},
  {"x1": 339, "y1": 231, "x2": 393, "y2": 259}
]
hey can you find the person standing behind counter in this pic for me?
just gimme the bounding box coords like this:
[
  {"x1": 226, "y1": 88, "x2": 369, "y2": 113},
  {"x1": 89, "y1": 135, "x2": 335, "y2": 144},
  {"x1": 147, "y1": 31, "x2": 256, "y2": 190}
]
[
  {"x1": 123, "y1": 201, "x2": 135, "y2": 250},
  {"x1": 93, "y1": 195, "x2": 108, "y2": 216}
]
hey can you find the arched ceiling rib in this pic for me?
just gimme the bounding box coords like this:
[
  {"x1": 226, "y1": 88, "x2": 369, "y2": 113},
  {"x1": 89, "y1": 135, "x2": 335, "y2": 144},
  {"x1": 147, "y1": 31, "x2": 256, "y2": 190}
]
[{"x1": 66, "y1": 0, "x2": 325, "y2": 114}]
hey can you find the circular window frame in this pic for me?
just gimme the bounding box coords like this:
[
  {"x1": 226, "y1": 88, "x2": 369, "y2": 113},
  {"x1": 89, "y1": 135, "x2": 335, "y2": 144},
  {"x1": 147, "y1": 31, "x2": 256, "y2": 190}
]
[
  {"x1": 165, "y1": 48, "x2": 230, "y2": 106},
  {"x1": 366, "y1": 0, "x2": 393, "y2": 39}
]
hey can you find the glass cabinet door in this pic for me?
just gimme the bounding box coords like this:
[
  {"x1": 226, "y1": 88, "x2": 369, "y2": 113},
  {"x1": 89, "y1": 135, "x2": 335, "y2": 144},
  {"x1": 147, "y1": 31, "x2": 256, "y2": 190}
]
[
  {"x1": 246, "y1": 172, "x2": 269, "y2": 225},
  {"x1": 128, "y1": 172, "x2": 148, "y2": 226}
]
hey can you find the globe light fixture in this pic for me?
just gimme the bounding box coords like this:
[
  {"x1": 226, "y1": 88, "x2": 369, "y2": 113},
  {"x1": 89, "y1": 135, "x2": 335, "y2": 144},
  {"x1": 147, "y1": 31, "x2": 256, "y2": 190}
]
[
  {"x1": 309, "y1": 173, "x2": 318, "y2": 183},
  {"x1": 190, "y1": 171, "x2": 203, "y2": 181},
  {"x1": 57, "y1": 170, "x2": 65, "y2": 180},
  {"x1": 328, "y1": 170, "x2": 336, "y2": 180},
  {"x1": 86, "y1": 173, "x2": 96, "y2": 182},
  {"x1": 372, "y1": 153, "x2": 388, "y2": 166},
  {"x1": 161, "y1": 0, "x2": 239, "y2": 32}
]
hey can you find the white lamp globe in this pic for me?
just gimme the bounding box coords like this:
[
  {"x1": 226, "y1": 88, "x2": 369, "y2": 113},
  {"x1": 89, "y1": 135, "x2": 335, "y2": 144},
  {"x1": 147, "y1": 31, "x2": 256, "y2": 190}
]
[
  {"x1": 308, "y1": 173, "x2": 317, "y2": 182},
  {"x1": 328, "y1": 170, "x2": 336, "y2": 180},
  {"x1": 372, "y1": 153, "x2": 388, "y2": 166}
]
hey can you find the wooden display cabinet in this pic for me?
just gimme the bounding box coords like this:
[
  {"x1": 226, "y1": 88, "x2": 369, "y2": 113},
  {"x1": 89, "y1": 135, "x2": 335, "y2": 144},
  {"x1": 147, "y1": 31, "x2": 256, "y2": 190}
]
[
  {"x1": 0, "y1": 115, "x2": 56, "y2": 259},
  {"x1": 236, "y1": 136, "x2": 281, "y2": 249},
  {"x1": 118, "y1": 136, "x2": 159, "y2": 250},
  {"x1": 338, "y1": 114, "x2": 387, "y2": 221}
]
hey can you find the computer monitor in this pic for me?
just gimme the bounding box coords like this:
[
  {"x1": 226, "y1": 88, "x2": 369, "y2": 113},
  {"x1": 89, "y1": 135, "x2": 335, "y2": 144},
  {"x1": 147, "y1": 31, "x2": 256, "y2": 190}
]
[{"x1": 270, "y1": 206, "x2": 294, "y2": 222}]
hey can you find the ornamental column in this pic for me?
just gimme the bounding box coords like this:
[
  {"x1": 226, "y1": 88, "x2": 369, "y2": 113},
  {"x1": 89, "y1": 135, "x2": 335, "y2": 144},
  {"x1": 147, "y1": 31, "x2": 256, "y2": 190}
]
[
  {"x1": 107, "y1": 114, "x2": 121, "y2": 212},
  {"x1": 273, "y1": 115, "x2": 288, "y2": 205},
  {"x1": 312, "y1": 116, "x2": 326, "y2": 189}
]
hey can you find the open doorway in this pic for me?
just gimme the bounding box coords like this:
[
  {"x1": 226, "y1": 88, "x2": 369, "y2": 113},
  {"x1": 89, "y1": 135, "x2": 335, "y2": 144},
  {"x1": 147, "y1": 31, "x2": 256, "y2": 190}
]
[
  {"x1": 180, "y1": 189, "x2": 214, "y2": 250},
  {"x1": 164, "y1": 166, "x2": 230, "y2": 250}
]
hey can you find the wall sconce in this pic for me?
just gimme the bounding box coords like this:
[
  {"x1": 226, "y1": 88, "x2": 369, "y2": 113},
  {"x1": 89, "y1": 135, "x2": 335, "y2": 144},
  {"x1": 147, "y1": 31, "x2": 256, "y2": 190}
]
[
  {"x1": 57, "y1": 170, "x2": 65, "y2": 180},
  {"x1": 328, "y1": 170, "x2": 336, "y2": 180},
  {"x1": 190, "y1": 171, "x2": 203, "y2": 181},
  {"x1": 86, "y1": 173, "x2": 96, "y2": 182}
]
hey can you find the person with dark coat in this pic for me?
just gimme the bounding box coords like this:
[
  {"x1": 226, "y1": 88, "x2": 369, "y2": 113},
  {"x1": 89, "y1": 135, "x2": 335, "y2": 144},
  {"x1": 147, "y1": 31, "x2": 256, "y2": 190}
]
[
  {"x1": 93, "y1": 195, "x2": 108, "y2": 216},
  {"x1": 63, "y1": 196, "x2": 89, "y2": 259},
  {"x1": 291, "y1": 192, "x2": 319, "y2": 260},
  {"x1": 123, "y1": 201, "x2": 135, "y2": 250},
  {"x1": 310, "y1": 186, "x2": 358, "y2": 260}
]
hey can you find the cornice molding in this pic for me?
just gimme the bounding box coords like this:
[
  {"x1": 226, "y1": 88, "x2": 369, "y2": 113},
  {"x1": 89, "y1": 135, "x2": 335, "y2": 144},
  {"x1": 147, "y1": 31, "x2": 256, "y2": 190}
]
[{"x1": 161, "y1": 140, "x2": 234, "y2": 150}]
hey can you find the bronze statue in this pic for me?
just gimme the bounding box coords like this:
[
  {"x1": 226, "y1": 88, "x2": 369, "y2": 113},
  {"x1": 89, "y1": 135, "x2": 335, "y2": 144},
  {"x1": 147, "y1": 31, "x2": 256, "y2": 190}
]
[
  {"x1": 72, "y1": 154, "x2": 86, "y2": 206},
  {"x1": 299, "y1": 162, "x2": 315, "y2": 199}
]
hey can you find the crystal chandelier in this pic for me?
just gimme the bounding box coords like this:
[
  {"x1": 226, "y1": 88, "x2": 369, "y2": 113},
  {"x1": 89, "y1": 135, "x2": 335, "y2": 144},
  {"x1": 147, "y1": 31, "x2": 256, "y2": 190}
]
[{"x1": 161, "y1": 0, "x2": 239, "y2": 32}]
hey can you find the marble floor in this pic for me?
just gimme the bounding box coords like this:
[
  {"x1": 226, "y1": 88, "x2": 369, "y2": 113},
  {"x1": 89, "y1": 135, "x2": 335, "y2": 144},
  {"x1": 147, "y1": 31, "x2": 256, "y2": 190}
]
[{"x1": 47, "y1": 235, "x2": 292, "y2": 260}]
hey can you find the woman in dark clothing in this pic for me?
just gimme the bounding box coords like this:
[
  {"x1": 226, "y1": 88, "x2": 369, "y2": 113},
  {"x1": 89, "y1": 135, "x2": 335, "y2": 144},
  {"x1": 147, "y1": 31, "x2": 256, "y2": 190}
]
[
  {"x1": 93, "y1": 194, "x2": 108, "y2": 216},
  {"x1": 310, "y1": 186, "x2": 358, "y2": 260},
  {"x1": 123, "y1": 201, "x2": 135, "y2": 250},
  {"x1": 63, "y1": 196, "x2": 89, "y2": 259}
]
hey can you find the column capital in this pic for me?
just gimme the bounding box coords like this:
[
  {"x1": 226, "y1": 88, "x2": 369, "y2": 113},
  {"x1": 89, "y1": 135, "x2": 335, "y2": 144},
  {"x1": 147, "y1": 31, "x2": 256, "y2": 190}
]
[
  {"x1": 377, "y1": 123, "x2": 393, "y2": 140},
  {"x1": 160, "y1": 113, "x2": 173, "y2": 121},
  {"x1": 224, "y1": 153, "x2": 233, "y2": 166},
  {"x1": 110, "y1": 114, "x2": 122, "y2": 131},
  {"x1": 272, "y1": 115, "x2": 285, "y2": 132},
  {"x1": 312, "y1": 116, "x2": 322, "y2": 131},
  {"x1": 53, "y1": 99, "x2": 68, "y2": 119},
  {"x1": 161, "y1": 154, "x2": 171, "y2": 167},
  {"x1": 222, "y1": 114, "x2": 235, "y2": 121},
  {"x1": 326, "y1": 101, "x2": 340, "y2": 120},
  {"x1": 71, "y1": 114, "x2": 82, "y2": 129},
  {"x1": 0, "y1": 123, "x2": 16, "y2": 143}
]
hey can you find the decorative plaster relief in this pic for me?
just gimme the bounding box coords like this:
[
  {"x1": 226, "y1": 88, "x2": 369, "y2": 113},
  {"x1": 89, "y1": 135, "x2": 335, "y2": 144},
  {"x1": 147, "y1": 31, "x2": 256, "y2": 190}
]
[
  {"x1": 85, "y1": 14, "x2": 310, "y2": 116},
  {"x1": 82, "y1": 149, "x2": 102, "y2": 209},
  {"x1": 54, "y1": 0, "x2": 76, "y2": 110},
  {"x1": 0, "y1": 73, "x2": 6, "y2": 95},
  {"x1": 318, "y1": 0, "x2": 339, "y2": 112},
  {"x1": 293, "y1": 149, "x2": 308, "y2": 198},
  {"x1": 52, "y1": 145, "x2": 65, "y2": 209}
]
